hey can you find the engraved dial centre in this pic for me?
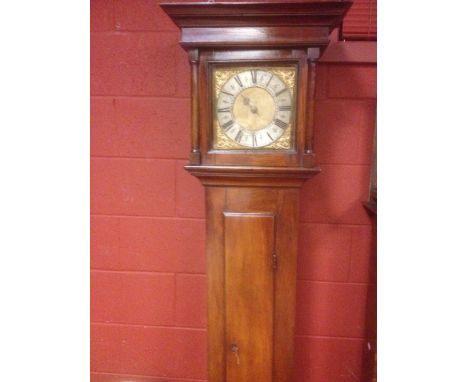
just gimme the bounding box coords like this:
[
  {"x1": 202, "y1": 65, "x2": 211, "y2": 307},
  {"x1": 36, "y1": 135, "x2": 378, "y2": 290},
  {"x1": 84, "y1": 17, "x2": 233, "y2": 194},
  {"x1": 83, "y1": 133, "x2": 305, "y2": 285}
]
[{"x1": 232, "y1": 87, "x2": 276, "y2": 132}]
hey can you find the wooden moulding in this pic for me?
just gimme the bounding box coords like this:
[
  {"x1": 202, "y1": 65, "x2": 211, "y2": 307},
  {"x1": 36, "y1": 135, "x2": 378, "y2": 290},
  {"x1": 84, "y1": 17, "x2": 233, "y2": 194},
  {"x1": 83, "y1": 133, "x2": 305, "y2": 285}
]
[
  {"x1": 160, "y1": 1, "x2": 353, "y2": 50},
  {"x1": 160, "y1": 1, "x2": 352, "y2": 29},
  {"x1": 185, "y1": 164, "x2": 320, "y2": 187},
  {"x1": 180, "y1": 27, "x2": 330, "y2": 50}
]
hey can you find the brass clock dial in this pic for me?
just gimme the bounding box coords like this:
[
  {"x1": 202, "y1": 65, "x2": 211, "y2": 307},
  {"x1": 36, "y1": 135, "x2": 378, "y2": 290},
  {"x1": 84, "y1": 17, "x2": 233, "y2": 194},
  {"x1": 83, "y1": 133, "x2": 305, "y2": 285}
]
[{"x1": 213, "y1": 67, "x2": 296, "y2": 150}]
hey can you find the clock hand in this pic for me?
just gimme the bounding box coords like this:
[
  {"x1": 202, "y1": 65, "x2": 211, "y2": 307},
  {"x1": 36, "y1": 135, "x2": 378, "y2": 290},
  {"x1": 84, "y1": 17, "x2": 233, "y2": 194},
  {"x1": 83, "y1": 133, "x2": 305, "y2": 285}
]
[{"x1": 241, "y1": 95, "x2": 260, "y2": 116}]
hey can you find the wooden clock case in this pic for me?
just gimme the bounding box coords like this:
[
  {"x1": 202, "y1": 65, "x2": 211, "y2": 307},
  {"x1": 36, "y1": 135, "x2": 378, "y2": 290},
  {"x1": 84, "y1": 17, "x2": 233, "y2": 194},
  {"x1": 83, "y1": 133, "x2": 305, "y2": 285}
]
[{"x1": 161, "y1": 2, "x2": 352, "y2": 381}]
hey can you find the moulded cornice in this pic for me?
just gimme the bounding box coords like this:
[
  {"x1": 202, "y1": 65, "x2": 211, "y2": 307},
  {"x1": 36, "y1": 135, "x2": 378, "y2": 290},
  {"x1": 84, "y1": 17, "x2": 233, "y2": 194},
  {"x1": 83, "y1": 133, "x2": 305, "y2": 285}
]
[{"x1": 160, "y1": 1, "x2": 352, "y2": 50}]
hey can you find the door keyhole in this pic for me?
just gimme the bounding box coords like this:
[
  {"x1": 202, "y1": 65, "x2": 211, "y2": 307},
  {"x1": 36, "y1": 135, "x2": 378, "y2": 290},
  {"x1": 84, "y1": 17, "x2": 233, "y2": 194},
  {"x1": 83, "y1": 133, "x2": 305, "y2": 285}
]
[{"x1": 231, "y1": 343, "x2": 240, "y2": 365}]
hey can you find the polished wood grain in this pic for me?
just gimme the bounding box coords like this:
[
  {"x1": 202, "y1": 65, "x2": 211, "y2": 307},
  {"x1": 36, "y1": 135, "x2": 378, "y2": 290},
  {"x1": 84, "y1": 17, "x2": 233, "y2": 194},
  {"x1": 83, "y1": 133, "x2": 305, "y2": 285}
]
[
  {"x1": 180, "y1": 27, "x2": 330, "y2": 49},
  {"x1": 305, "y1": 47, "x2": 321, "y2": 162},
  {"x1": 185, "y1": 165, "x2": 320, "y2": 187},
  {"x1": 205, "y1": 184, "x2": 304, "y2": 382},
  {"x1": 161, "y1": 1, "x2": 352, "y2": 52},
  {"x1": 189, "y1": 49, "x2": 201, "y2": 164},
  {"x1": 225, "y1": 213, "x2": 275, "y2": 381},
  {"x1": 160, "y1": 1, "x2": 352, "y2": 29},
  {"x1": 160, "y1": 2, "x2": 352, "y2": 381}
]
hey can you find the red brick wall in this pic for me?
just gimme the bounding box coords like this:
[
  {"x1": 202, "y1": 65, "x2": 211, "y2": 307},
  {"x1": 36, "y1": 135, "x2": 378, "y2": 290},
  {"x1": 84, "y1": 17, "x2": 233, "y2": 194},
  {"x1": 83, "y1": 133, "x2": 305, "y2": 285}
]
[{"x1": 91, "y1": 1, "x2": 377, "y2": 381}]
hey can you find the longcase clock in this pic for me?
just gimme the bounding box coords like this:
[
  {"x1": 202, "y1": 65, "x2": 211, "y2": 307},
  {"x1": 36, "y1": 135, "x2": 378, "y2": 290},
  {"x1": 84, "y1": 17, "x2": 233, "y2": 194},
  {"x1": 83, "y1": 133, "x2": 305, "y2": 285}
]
[{"x1": 161, "y1": 2, "x2": 352, "y2": 381}]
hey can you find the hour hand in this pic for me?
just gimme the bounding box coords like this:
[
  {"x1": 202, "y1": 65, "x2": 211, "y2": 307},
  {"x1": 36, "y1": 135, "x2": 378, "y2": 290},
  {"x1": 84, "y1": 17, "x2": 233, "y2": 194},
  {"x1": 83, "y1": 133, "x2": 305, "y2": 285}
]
[{"x1": 242, "y1": 95, "x2": 259, "y2": 115}]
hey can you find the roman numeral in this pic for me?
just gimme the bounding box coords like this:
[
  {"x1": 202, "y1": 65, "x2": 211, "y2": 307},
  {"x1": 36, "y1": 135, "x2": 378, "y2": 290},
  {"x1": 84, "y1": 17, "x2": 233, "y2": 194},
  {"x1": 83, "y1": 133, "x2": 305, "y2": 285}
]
[
  {"x1": 222, "y1": 120, "x2": 234, "y2": 132},
  {"x1": 252, "y1": 134, "x2": 258, "y2": 147},
  {"x1": 278, "y1": 105, "x2": 291, "y2": 111},
  {"x1": 235, "y1": 130, "x2": 243, "y2": 143},
  {"x1": 221, "y1": 90, "x2": 234, "y2": 97},
  {"x1": 266, "y1": 74, "x2": 273, "y2": 87},
  {"x1": 275, "y1": 88, "x2": 288, "y2": 97},
  {"x1": 274, "y1": 119, "x2": 288, "y2": 129},
  {"x1": 251, "y1": 70, "x2": 257, "y2": 84},
  {"x1": 267, "y1": 132, "x2": 274, "y2": 141},
  {"x1": 234, "y1": 75, "x2": 243, "y2": 87},
  {"x1": 217, "y1": 107, "x2": 231, "y2": 113}
]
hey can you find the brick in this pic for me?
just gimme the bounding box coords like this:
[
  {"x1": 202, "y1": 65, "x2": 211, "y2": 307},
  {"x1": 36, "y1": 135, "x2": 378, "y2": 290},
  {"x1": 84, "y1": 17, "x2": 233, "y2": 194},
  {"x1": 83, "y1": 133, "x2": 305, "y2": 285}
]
[
  {"x1": 296, "y1": 281, "x2": 368, "y2": 337},
  {"x1": 91, "y1": 32, "x2": 178, "y2": 96},
  {"x1": 91, "y1": 97, "x2": 191, "y2": 159},
  {"x1": 114, "y1": 0, "x2": 178, "y2": 32},
  {"x1": 91, "y1": 97, "x2": 119, "y2": 157},
  {"x1": 300, "y1": 164, "x2": 372, "y2": 225},
  {"x1": 294, "y1": 336, "x2": 364, "y2": 382},
  {"x1": 91, "y1": 216, "x2": 119, "y2": 263},
  {"x1": 91, "y1": 271, "x2": 175, "y2": 325},
  {"x1": 328, "y1": 64, "x2": 377, "y2": 98},
  {"x1": 349, "y1": 224, "x2": 377, "y2": 283},
  {"x1": 115, "y1": 98, "x2": 190, "y2": 159},
  {"x1": 176, "y1": 161, "x2": 205, "y2": 218},
  {"x1": 314, "y1": 99, "x2": 376, "y2": 165},
  {"x1": 91, "y1": 0, "x2": 114, "y2": 32},
  {"x1": 91, "y1": 158, "x2": 175, "y2": 216},
  {"x1": 91, "y1": 373, "x2": 207, "y2": 382},
  {"x1": 119, "y1": 217, "x2": 205, "y2": 273},
  {"x1": 91, "y1": 216, "x2": 206, "y2": 274},
  {"x1": 91, "y1": 324, "x2": 207, "y2": 379},
  {"x1": 176, "y1": 275, "x2": 207, "y2": 328},
  {"x1": 298, "y1": 223, "x2": 352, "y2": 281}
]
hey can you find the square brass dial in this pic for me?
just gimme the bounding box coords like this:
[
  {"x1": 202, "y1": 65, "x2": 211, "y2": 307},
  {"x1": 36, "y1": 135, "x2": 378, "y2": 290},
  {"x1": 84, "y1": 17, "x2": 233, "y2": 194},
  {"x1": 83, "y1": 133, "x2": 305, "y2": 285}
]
[{"x1": 212, "y1": 66, "x2": 297, "y2": 150}]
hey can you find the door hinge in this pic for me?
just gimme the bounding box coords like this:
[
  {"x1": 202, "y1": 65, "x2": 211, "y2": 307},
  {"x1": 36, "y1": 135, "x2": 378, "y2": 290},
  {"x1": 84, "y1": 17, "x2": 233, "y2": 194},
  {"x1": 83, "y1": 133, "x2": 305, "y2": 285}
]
[{"x1": 273, "y1": 253, "x2": 278, "y2": 270}]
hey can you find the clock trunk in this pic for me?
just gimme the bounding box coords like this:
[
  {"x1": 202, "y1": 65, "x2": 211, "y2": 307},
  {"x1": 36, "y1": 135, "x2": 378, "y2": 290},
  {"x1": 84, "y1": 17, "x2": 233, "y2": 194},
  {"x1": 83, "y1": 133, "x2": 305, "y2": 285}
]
[{"x1": 206, "y1": 185, "x2": 299, "y2": 382}]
